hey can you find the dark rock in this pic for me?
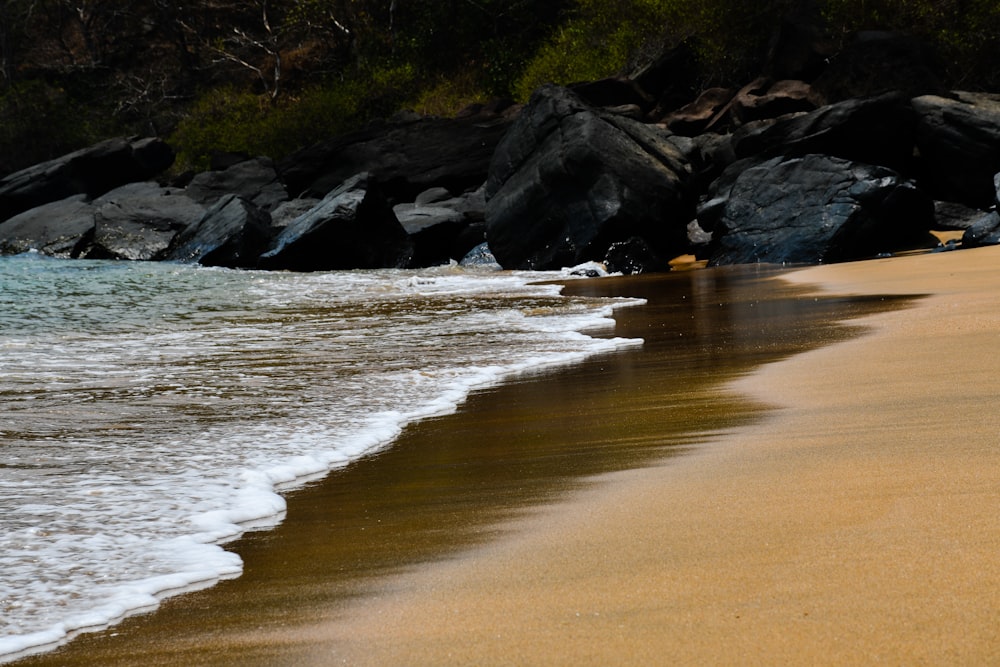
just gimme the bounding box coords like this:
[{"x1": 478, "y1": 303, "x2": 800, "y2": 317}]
[
  {"x1": 0, "y1": 195, "x2": 95, "y2": 257},
  {"x1": 912, "y1": 93, "x2": 1000, "y2": 207},
  {"x1": 961, "y1": 211, "x2": 1000, "y2": 247},
  {"x1": 604, "y1": 237, "x2": 670, "y2": 275},
  {"x1": 731, "y1": 92, "x2": 917, "y2": 172},
  {"x1": 278, "y1": 115, "x2": 512, "y2": 203},
  {"x1": 812, "y1": 31, "x2": 946, "y2": 103},
  {"x1": 185, "y1": 157, "x2": 288, "y2": 211},
  {"x1": 934, "y1": 200, "x2": 991, "y2": 231},
  {"x1": 258, "y1": 173, "x2": 413, "y2": 271},
  {"x1": 700, "y1": 154, "x2": 935, "y2": 265},
  {"x1": 0, "y1": 137, "x2": 174, "y2": 223},
  {"x1": 459, "y1": 242, "x2": 501, "y2": 270},
  {"x1": 84, "y1": 183, "x2": 206, "y2": 260},
  {"x1": 270, "y1": 198, "x2": 320, "y2": 229},
  {"x1": 484, "y1": 85, "x2": 693, "y2": 270},
  {"x1": 393, "y1": 188, "x2": 486, "y2": 267},
  {"x1": 164, "y1": 194, "x2": 271, "y2": 268}
]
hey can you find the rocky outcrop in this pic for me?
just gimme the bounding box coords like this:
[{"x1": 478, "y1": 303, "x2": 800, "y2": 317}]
[
  {"x1": 258, "y1": 172, "x2": 413, "y2": 271},
  {"x1": 484, "y1": 85, "x2": 693, "y2": 270},
  {"x1": 0, "y1": 137, "x2": 174, "y2": 223},
  {"x1": 697, "y1": 154, "x2": 935, "y2": 265}
]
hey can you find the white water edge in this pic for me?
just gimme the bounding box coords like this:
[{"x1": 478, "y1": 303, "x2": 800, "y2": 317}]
[{"x1": 0, "y1": 255, "x2": 643, "y2": 663}]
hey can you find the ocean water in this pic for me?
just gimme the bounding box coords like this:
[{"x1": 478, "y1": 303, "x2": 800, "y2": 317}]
[{"x1": 0, "y1": 253, "x2": 641, "y2": 662}]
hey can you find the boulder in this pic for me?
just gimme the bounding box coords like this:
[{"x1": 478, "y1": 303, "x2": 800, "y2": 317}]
[
  {"x1": 0, "y1": 136, "x2": 174, "y2": 223},
  {"x1": 484, "y1": 85, "x2": 694, "y2": 270},
  {"x1": 164, "y1": 194, "x2": 271, "y2": 268},
  {"x1": 604, "y1": 237, "x2": 671, "y2": 275},
  {"x1": 278, "y1": 115, "x2": 512, "y2": 203},
  {"x1": 699, "y1": 154, "x2": 935, "y2": 265},
  {"x1": 459, "y1": 242, "x2": 501, "y2": 270},
  {"x1": 912, "y1": 93, "x2": 1000, "y2": 207},
  {"x1": 961, "y1": 212, "x2": 1000, "y2": 248},
  {"x1": 84, "y1": 183, "x2": 206, "y2": 260},
  {"x1": 258, "y1": 172, "x2": 413, "y2": 271},
  {"x1": 0, "y1": 195, "x2": 95, "y2": 257},
  {"x1": 731, "y1": 92, "x2": 917, "y2": 172},
  {"x1": 185, "y1": 157, "x2": 289, "y2": 211},
  {"x1": 270, "y1": 198, "x2": 321, "y2": 229}
]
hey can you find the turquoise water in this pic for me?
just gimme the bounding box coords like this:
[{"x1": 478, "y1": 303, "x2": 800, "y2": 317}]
[{"x1": 0, "y1": 253, "x2": 641, "y2": 662}]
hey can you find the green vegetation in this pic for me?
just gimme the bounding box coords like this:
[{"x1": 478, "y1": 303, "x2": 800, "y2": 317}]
[{"x1": 1, "y1": 0, "x2": 998, "y2": 176}]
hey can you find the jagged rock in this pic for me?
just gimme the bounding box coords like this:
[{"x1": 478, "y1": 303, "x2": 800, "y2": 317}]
[
  {"x1": 459, "y1": 242, "x2": 501, "y2": 270},
  {"x1": 485, "y1": 85, "x2": 694, "y2": 270},
  {"x1": 164, "y1": 194, "x2": 271, "y2": 268},
  {"x1": 706, "y1": 78, "x2": 820, "y2": 130},
  {"x1": 912, "y1": 93, "x2": 1000, "y2": 207},
  {"x1": 0, "y1": 195, "x2": 95, "y2": 257},
  {"x1": 934, "y1": 200, "x2": 991, "y2": 231},
  {"x1": 0, "y1": 137, "x2": 174, "y2": 223},
  {"x1": 258, "y1": 172, "x2": 413, "y2": 271},
  {"x1": 699, "y1": 154, "x2": 935, "y2": 265},
  {"x1": 278, "y1": 115, "x2": 512, "y2": 203},
  {"x1": 84, "y1": 184, "x2": 206, "y2": 260},
  {"x1": 394, "y1": 187, "x2": 487, "y2": 267},
  {"x1": 185, "y1": 157, "x2": 288, "y2": 211},
  {"x1": 731, "y1": 92, "x2": 917, "y2": 172}
]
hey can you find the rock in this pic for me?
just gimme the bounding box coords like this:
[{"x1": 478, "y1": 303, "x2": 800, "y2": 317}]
[
  {"x1": 164, "y1": 194, "x2": 271, "y2": 268},
  {"x1": 604, "y1": 237, "x2": 670, "y2": 275},
  {"x1": 660, "y1": 87, "x2": 734, "y2": 136},
  {"x1": 278, "y1": 115, "x2": 512, "y2": 203},
  {"x1": 912, "y1": 93, "x2": 1000, "y2": 207},
  {"x1": 258, "y1": 172, "x2": 413, "y2": 271},
  {"x1": 459, "y1": 242, "x2": 501, "y2": 270},
  {"x1": 484, "y1": 85, "x2": 693, "y2": 270},
  {"x1": 185, "y1": 157, "x2": 288, "y2": 211},
  {"x1": 0, "y1": 195, "x2": 95, "y2": 257},
  {"x1": 961, "y1": 211, "x2": 1000, "y2": 247},
  {"x1": 0, "y1": 137, "x2": 174, "y2": 223},
  {"x1": 270, "y1": 198, "x2": 320, "y2": 228},
  {"x1": 700, "y1": 154, "x2": 935, "y2": 265},
  {"x1": 934, "y1": 200, "x2": 991, "y2": 231},
  {"x1": 707, "y1": 78, "x2": 821, "y2": 130},
  {"x1": 84, "y1": 184, "x2": 206, "y2": 260},
  {"x1": 731, "y1": 92, "x2": 917, "y2": 172}
]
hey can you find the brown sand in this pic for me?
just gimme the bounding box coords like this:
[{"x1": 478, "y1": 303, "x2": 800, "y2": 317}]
[{"x1": 304, "y1": 247, "x2": 1000, "y2": 665}]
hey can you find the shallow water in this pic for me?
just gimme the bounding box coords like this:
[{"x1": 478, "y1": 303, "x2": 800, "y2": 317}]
[{"x1": 0, "y1": 254, "x2": 641, "y2": 662}]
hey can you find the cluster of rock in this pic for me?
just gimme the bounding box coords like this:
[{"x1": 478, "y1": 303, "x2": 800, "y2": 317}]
[{"x1": 2, "y1": 33, "x2": 1000, "y2": 273}]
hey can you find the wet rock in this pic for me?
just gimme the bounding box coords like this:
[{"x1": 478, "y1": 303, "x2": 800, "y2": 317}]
[{"x1": 164, "y1": 194, "x2": 271, "y2": 268}]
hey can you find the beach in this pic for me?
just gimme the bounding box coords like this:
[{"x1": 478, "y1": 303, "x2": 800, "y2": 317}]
[{"x1": 16, "y1": 247, "x2": 1000, "y2": 664}]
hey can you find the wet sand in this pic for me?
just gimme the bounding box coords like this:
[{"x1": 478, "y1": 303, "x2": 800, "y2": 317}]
[
  {"x1": 310, "y1": 247, "x2": 1000, "y2": 665},
  {"x1": 16, "y1": 250, "x2": 998, "y2": 665}
]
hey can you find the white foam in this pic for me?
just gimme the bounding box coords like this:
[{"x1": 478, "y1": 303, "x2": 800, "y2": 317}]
[{"x1": 0, "y1": 258, "x2": 642, "y2": 662}]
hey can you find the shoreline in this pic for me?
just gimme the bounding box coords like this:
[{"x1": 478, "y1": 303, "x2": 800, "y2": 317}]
[
  {"x1": 315, "y1": 247, "x2": 1000, "y2": 665},
  {"x1": 13, "y1": 260, "x2": 941, "y2": 665}
]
